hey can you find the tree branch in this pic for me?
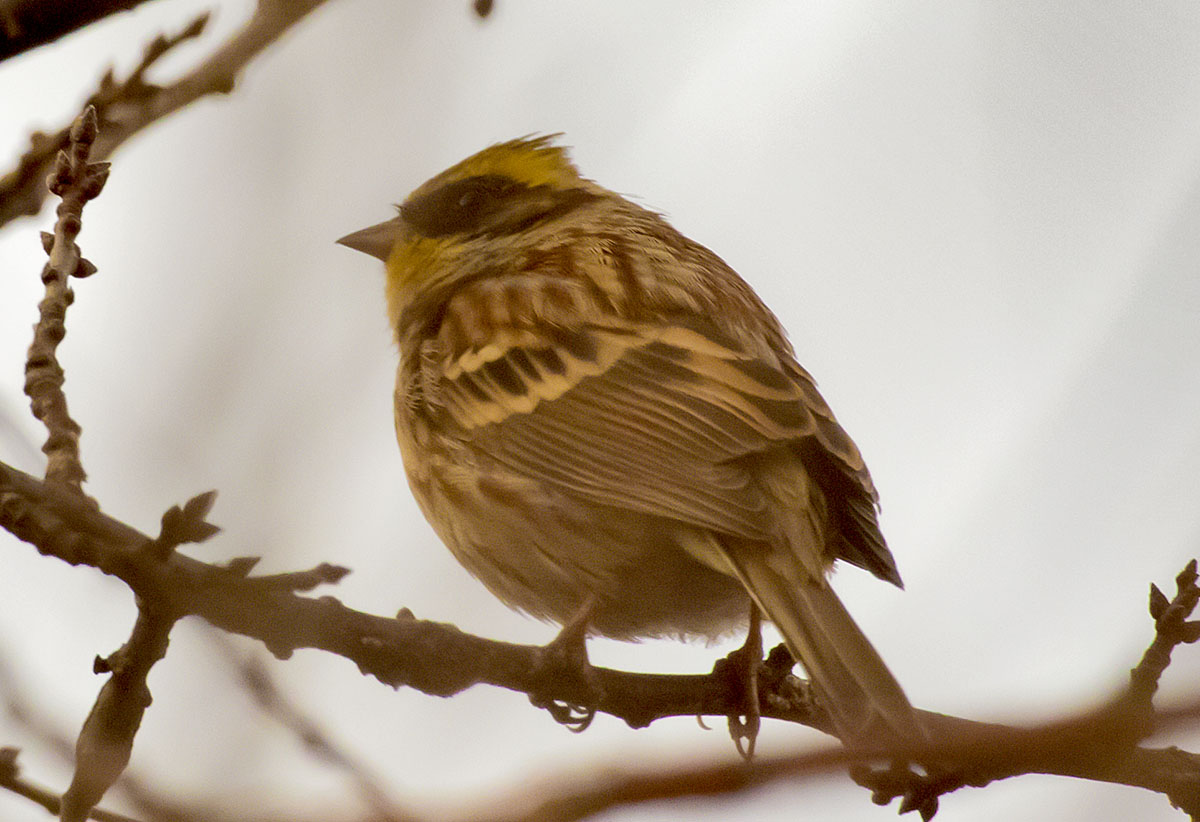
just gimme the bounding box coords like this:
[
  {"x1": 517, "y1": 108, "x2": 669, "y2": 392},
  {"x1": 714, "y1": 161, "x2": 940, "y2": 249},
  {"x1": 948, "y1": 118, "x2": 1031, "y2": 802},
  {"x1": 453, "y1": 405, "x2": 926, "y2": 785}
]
[
  {"x1": 0, "y1": 0, "x2": 329, "y2": 229},
  {"x1": 5, "y1": 456, "x2": 1200, "y2": 819},
  {"x1": 60, "y1": 603, "x2": 176, "y2": 822},
  {"x1": 0, "y1": 457, "x2": 808, "y2": 728}
]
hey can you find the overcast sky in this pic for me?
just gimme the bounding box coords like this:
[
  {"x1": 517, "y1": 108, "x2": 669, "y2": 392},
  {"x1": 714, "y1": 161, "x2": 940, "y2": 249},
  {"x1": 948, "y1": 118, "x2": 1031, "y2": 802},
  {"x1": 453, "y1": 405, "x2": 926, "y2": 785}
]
[{"x1": 2, "y1": 2, "x2": 1200, "y2": 820}]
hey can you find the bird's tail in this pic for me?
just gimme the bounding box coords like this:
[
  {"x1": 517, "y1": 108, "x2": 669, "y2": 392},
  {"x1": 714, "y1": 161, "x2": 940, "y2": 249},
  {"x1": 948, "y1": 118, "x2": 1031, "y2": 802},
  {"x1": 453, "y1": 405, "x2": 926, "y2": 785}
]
[{"x1": 727, "y1": 553, "x2": 922, "y2": 743}]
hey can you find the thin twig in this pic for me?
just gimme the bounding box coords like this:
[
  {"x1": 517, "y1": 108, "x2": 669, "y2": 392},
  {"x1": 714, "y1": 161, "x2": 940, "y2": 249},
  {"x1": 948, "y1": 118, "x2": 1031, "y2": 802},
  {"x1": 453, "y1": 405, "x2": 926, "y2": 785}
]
[
  {"x1": 23, "y1": 105, "x2": 107, "y2": 493},
  {"x1": 1129, "y1": 560, "x2": 1200, "y2": 710},
  {"x1": 0, "y1": 747, "x2": 144, "y2": 822}
]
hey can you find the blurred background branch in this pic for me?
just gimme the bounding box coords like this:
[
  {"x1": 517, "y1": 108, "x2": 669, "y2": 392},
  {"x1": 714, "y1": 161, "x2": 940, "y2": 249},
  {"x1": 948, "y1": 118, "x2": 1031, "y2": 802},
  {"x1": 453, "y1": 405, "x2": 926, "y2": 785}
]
[
  {"x1": 0, "y1": 0, "x2": 159, "y2": 64},
  {"x1": 0, "y1": 0, "x2": 328, "y2": 229}
]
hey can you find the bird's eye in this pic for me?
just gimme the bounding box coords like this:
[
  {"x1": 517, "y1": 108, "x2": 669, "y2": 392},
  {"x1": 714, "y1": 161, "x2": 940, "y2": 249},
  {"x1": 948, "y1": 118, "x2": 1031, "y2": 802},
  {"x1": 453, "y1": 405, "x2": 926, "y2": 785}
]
[
  {"x1": 403, "y1": 175, "x2": 519, "y2": 237},
  {"x1": 454, "y1": 178, "x2": 505, "y2": 213}
]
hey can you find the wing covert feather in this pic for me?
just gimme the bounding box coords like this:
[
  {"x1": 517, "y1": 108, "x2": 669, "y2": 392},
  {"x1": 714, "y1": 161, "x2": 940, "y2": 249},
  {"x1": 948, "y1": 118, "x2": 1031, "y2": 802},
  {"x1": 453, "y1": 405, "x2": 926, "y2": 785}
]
[{"x1": 437, "y1": 319, "x2": 823, "y2": 539}]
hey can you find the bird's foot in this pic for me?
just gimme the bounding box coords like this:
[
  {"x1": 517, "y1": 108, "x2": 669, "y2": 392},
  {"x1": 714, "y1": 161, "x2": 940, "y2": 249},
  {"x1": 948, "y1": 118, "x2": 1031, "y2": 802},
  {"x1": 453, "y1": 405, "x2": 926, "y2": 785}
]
[
  {"x1": 528, "y1": 600, "x2": 601, "y2": 732},
  {"x1": 716, "y1": 604, "x2": 764, "y2": 759},
  {"x1": 850, "y1": 760, "x2": 964, "y2": 822}
]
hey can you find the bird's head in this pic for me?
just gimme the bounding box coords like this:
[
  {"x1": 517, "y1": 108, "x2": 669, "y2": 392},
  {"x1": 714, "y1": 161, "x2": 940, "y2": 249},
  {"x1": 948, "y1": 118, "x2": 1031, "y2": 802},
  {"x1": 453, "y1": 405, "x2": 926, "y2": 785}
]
[{"x1": 338, "y1": 135, "x2": 604, "y2": 323}]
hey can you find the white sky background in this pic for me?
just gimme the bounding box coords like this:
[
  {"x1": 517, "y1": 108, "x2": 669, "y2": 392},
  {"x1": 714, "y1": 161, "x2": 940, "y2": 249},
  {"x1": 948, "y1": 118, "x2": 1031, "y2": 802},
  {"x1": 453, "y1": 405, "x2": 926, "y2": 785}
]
[{"x1": 2, "y1": 1, "x2": 1200, "y2": 820}]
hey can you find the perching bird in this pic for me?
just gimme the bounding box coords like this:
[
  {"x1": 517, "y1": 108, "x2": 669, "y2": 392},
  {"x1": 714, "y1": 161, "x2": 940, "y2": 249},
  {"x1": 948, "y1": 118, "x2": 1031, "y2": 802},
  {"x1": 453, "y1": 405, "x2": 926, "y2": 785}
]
[{"x1": 339, "y1": 136, "x2": 920, "y2": 744}]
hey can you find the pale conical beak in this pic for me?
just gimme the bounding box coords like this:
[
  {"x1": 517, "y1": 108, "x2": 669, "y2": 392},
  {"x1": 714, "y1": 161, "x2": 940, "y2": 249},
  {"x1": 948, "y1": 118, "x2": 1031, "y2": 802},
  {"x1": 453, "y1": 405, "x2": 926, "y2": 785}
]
[{"x1": 337, "y1": 215, "x2": 406, "y2": 261}]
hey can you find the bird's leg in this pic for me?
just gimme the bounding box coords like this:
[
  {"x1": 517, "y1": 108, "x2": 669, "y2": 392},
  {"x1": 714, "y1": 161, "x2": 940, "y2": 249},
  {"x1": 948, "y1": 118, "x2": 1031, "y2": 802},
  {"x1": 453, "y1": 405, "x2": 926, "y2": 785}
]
[
  {"x1": 549, "y1": 594, "x2": 596, "y2": 659},
  {"x1": 528, "y1": 594, "x2": 602, "y2": 732},
  {"x1": 724, "y1": 603, "x2": 764, "y2": 759}
]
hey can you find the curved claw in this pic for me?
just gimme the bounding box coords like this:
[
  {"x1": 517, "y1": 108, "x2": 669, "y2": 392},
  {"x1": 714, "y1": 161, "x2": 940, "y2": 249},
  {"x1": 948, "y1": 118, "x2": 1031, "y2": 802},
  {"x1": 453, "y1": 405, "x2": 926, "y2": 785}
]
[
  {"x1": 719, "y1": 604, "x2": 764, "y2": 760},
  {"x1": 544, "y1": 699, "x2": 596, "y2": 732},
  {"x1": 728, "y1": 711, "x2": 760, "y2": 759},
  {"x1": 528, "y1": 668, "x2": 600, "y2": 732}
]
